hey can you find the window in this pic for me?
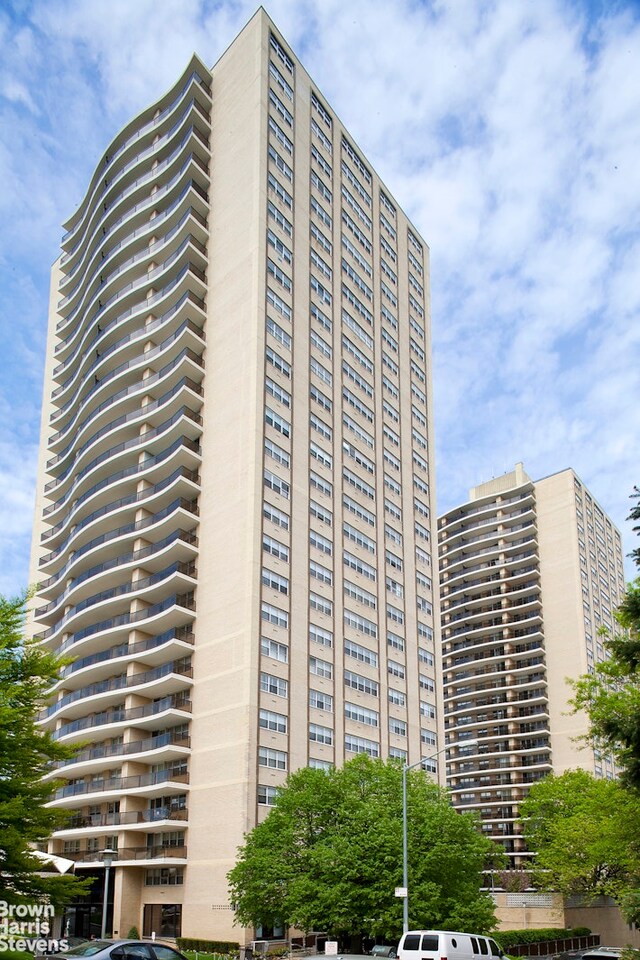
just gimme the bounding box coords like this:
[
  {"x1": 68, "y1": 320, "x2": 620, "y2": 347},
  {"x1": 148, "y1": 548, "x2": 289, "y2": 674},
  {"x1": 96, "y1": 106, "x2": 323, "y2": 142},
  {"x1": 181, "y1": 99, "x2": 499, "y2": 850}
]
[
  {"x1": 310, "y1": 195, "x2": 332, "y2": 228},
  {"x1": 263, "y1": 501, "x2": 289, "y2": 530},
  {"x1": 342, "y1": 283, "x2": 373, "y2": 326},
  {"x1": 267, "y1": 200, "x2": 293, "y2": 237},
  {"x1": 420, "y1": 701, "x2": 436, "y2": 718},
  {"x1": 345, "y1": 702, "x2": 379, "y2": 727},
  {"x1": 268, "y1": 173, "x2": 292, "y2": 209},
  {"x1": 270, "y1": 32, "x2": 294, "y2": 73},
  {"x1": 345, "y1": 638, "x2": 378, "y2": 665},
  {"x1": 267, "y1": 286, "x2": 292, "y2": 320},
  {"x1": 343, "y1": 522, "x2": 376, "y2": 552},
  {"x1": 311, "y1": 170, "x2": 332, "y2": 202},
  {"x1": 310, "y1": 593, "x2": 333, "y2": 617},
  {"x1": 310, "y1": 529, "x2": 333, "y2": 555},
  {"x1": 267, "y1": 229, "x2": 292, "y2": 263},
  {"x1": 310, "y1": 470, "x2": 333, "y2": 497},
  {"x1": 386, "y1": 575, "x2": 404, "y2": 598},
  {"x1": 266, "y1": 316, "x2": 291, "y2": 349},
  {"x1": 310, "y1": 689, "x2": 334, "y2": 711},
  {"x1": 269, "y1": 116, "x2": 293, "y2": 155},
  {"x1": 311, "y1": 144, "x2": 332, "y2": 178},
  {"x1": 266, "y1": 345, "x2": 291, "y2": 378},
  {"x1": 343, "y1": 308, "x2": 373, "y2": 349},
  {"x1": 261, "y1": 636, "x2": 288, "y2": 662},
  {"x1": 342, "y1": 359, "x2": 372, "y2": 397},
  {"x1": 269, "y1": 60, "x2": 293, "y2": 100},
  {"x1": 310, "y1": 276, "x2": 332, "y2": 306},
  {"x1": 311, "y1": 329, "x2": 332, "y2": 359},
  {"x1": 381, "y1": 328, "x2": 398, "y2": 354},
  {"x1": 380, "y1": 212, "x2": 396, "y2": 239},
  {"x1": 258, "y1": 784, "x2": 278, "y2": 806},
  {"x1": 388, "y1": 631, "x2": 404, "y2": 652},
  {"x1": 380, "y1": 191, "x2": 396, "y2": 216},
  {"x1": 310, "y1": 441, "x2": 333, "y2": 469},
  {"x1": 309, "y1": 723, "x2": 333, "y2": 745},
  {"x1": 310, "y1": 623, "x2": 333, "y2": 647},
  {"x1": 343, "y1": 412, "x2": 374, "y2": 449},
  {"x1": 343, "y1": 608, "x2": 377, "y2": 637},
  {"x1": 388, "y1": 687, "x2": 406, "y2": 706},
  {"x1": 145, "y1": 868, "x2": 184, "y2": 886},
  {"x1": 310, "y1": 559, "x2": 333, "y2": 585},
  {"x1": 263, "y1": 534, "x2": 289, "y2": 562},
  {"x1": 388, "y1": 660, "x2": 405, "y2": 679},
  {"x1": 342, "y1": 209, "x2": 372, "y2": 254},
  {"x1": 265, "y1": 376, "x2": 291, "y2": 407},
  {"x1": 341, "y1": 159, "x2": 372, "y2": 206},
  {"x1": 268, "y1": 144, "x2": 293, "y2": 182},
  {"x1": 261, "y1": 603, "x2": 288, "y2": 629},
  {"x1": 417, "y1": 621, "x2": 433, "y2": 641},
  {"x1": 264, "y1": 469, "x2": 290, "y2": 499},
  {"x1": 264, "y1": 437, "x2": 290, "y2": 468},
  {"x1": 342, "y1": 334, "x2": 373, "y2": 372},
  {"x1": 387, "y1": 604, "x2": 404, "y2": 624},
  {"x1": 259, "y1": 746, "x2": 287, "y2": 770},
  {"x1": 341, "y1": 185, "x2": 372, "y2": 230},
  {"x1": 385, "y1": 498, "x2": 401, "y2": 521},
  {"x1": 310, "y1": 383, "x2": 332, "y2": 412},
  {"x1": 345, "y1": 734, "x2": 379, "y2": 757},
  {"x1": 342, "y1": 234, "x2": 372, "y2": 278},
  {"x1": 342, "y1": 440, "x2": 374, "y2": 474},
  {"x1": 265, "y1": 407, "x2": 290, "y2": 438},
  {"x1": 344, "y1": 670, "x2": 379, "y2": 696},
  {"x1": 311, "y1": 302, "x2": 332, "y2": 332},
  {"x1": 344, "y1": 580, "x2": 377, "y2": 608},
  {"x1": 269, "y1": 89, "x2": 293, "y2": 127},
  {"x1": 310, "y1": 412, "x2": 332, "y2": 440},
  {"x1": 383, "y1": 375, "x2": 398, "y2": 399},
  {"x1": 309, "y1": 657, "x2": 333, "y2": 680},
  {"x1": 310, "y1": 499, "x2": 332, "y2": 525},
  {"x1": 260, "y1": 708, "x2": 287, "y2": 733},
  {"x1": 341, "y1": 136, "x2": 371, "y2": 183},
  {"x1": 260, "y1": 671, "x2": 288, "y2": 697},
  {"x1": 311, "y1": 116, "x2": 332, "y2": 153},
  {"x1": 311, "y1": 221, "x2": 332, "y2": 253},
  {"x1": 419, "y1": 675, "x2": 435, "y2": 693},
  {"x1": 418, "y1": 648, "x2": 434, "y2": 666},
  {"x1": 389, "y1": 718, "x2": 407, "y2": 737},
  {"x1": 342, "y1": 467, "x2": 375, "y2": 500},
  {"x1": 312, "y1": 92, "x2": 332, "y2": 128},
  {"x1": 385, "y1": 525, "x2": 402, "y2": 546},
  {"x1": 344, "y1": 550, "x2": 376, "y2": 580},
  {"x1": 343, "y1": 494, "x2": 375, "y2": 526},
  {"x1": 342, "y1": 386, "x2": 373, "y2": 422}
]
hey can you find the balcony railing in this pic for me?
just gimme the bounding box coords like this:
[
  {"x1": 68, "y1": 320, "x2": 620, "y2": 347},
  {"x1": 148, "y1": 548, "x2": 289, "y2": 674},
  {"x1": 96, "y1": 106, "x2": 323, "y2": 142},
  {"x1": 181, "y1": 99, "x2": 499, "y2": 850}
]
[
  {"x1": 51, "y1": 694, "x2": 191, "y2": 740},
  {"x1": 65, "y1": 807, "x2": 188, "y2": 829},
  {"x1": 54, "y1": 769, "x2": 189, "y2": 800},
  {"x1": 62, "y1": 845, "x2": 187, "y2": 862},
  {"x1": 60, "y1": 625, "x2": 194, "y2": 679},
  {"x1": 58, "y1": 731, "x2": 190, "y2": 768}
]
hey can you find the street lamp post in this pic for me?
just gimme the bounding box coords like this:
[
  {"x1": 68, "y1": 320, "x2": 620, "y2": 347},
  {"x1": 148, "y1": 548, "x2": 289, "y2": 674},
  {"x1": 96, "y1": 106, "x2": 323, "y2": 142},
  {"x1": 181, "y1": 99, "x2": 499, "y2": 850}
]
[
  {"x1": 100, "y1": 848, "x2": 116, "y2": 939},
  {"x1": 401, "y1": 741, "x2": 477, "y2": 934}
]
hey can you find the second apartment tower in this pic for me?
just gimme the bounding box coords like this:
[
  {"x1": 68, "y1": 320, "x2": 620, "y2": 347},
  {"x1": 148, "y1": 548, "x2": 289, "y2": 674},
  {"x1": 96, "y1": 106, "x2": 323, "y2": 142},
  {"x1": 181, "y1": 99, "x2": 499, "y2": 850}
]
[{"x1": 30, "y1": 9, "x2": 440, "y2": 943}]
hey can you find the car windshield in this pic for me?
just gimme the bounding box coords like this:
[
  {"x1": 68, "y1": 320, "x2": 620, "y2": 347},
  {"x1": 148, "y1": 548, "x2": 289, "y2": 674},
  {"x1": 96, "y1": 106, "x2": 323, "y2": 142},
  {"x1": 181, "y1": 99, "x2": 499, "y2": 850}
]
[{"x1": 64, "y1": 943, "x2": 113, "y2": 956}]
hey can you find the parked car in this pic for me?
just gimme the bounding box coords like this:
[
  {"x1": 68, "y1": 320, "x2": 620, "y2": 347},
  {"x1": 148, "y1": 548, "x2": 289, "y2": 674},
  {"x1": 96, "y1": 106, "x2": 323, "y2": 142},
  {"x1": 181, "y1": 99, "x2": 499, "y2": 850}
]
[
  {"x1": 371, "y1": 947, "x2": 398, "y2": 959},
  {"x1": 44, "y1": 941, "x2": 189, "y2": 960},
  {"x1": 580, "y1": 951, "x2": 623, "y2": 960},
  {"x1": 35, "y1": 937, "x2": 89, "y2": 957},
  {"x1": 397, "y1": 931, "x2": 503, "y2": 960}
]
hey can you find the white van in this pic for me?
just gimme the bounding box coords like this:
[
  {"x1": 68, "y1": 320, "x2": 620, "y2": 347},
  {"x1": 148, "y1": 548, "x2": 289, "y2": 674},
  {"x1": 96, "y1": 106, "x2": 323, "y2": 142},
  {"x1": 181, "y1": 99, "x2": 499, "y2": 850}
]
[{"x1": 397, "y1": 931, "x2": 503, "y2": 960}]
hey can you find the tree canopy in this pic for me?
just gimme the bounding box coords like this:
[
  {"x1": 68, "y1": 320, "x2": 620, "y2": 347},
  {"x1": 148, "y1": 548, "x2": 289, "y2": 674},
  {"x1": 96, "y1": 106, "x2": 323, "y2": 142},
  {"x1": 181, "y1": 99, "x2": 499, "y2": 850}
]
[
  {"x1": 0, "y1": 592, "x2": 89, "y2": 907},
  {"x1": 228, "y1": 755, "x2": 502, "y2": 940},
  {"x1": 570, "y1": 487, "x2": 640, "y2": 790},
  {"x1": 519, "y1": 769, "x2": 640, "y2": 907}
]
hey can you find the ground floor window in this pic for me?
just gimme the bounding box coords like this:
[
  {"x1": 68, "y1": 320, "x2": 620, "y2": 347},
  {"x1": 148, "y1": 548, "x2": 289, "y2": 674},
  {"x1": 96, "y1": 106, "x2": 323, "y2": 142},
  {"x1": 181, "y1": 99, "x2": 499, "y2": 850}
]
[{"x1": 143, "y1": 903, "x2": 182, "y2": 938}]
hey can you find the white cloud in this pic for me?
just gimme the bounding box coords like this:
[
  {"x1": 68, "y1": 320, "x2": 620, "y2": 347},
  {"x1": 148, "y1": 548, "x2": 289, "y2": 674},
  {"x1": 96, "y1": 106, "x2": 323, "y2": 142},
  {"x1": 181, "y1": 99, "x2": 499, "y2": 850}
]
[{"x1": 0, "y1": 0, "x2": 639, "y2": 595}]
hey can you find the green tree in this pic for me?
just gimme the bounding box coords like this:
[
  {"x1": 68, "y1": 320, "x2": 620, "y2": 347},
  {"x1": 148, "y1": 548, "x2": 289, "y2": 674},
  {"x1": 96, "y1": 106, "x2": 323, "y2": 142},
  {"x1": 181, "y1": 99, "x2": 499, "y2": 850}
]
[
  {"x1": 0, "y1": 592, "x2": 89, "y2": 907},
  {"x1": 228, "y1": 755, "x2": 501, "y2": 940},
  {"x1": 570, "y1": 487, "x2": 640, "y2": 790},
  {"x1": 519, "y1": 770, "x2": 640, "y2": 905}
]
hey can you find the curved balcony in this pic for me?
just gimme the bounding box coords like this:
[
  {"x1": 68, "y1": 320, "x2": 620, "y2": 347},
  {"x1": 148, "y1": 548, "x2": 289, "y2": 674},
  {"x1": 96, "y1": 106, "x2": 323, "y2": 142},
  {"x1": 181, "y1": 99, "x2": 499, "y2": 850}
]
[
  {"x1": 51, "y1": 693, "x2": 192, "y2": 743},
  {"x1": 51, "y1": 768, "x2": 190, "y2": 807},
  {"x1": 38, "y1": 524, "x2": 198, "y2": 620},
  {"x1": 49, "y1": 297, "x2": 205, "y2": 450},
  {"x1": 39, "y1": 469, "x2": 199, "y2": 576},
  {"x1": 57, "y1": 806, "x2": 188, "y2": 836},
  {"x1": 52, "y1": 730, "x2": 191, "y2": 779},
  {"x1": 67, "y1": 845, "x2": 188, "y2": 868},
  {"x1": 50, "y1": 280, "x2": 206, "y2": 434},
  {"x1": 55, "y1": 205, "x2": 207, "y2": 376},
  {"x1": 60, "y1": 112, "x2": 209, "y2": 293},
  {"x1": 59, "y1": 126, "x2": 209, "y2": 305},
  {"x1": 58, "y1": 625, "x2": 194, "y2": 687},
  {"x1": 56, "y1": 229, "x2": 207, "y2": 376},
  {"x1": 41, "y1": 660, "x2": 193, "y2": 729},
  {"x1": 37, "y1": 559, "x2": 197, "y2": 647},
  {"x1": 62, "y1": 61, "x2": 210, "y2": 258}
]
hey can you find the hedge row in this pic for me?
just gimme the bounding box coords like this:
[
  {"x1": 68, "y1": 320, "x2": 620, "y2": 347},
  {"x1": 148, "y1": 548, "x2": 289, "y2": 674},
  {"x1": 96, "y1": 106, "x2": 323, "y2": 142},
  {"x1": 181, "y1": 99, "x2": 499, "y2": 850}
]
[
  {"x1": 177, "y1": 939, "x2": 240, "y2": 953},
  {"x1": 492, "y1": 928, "x2": 592, "y2": 948}
]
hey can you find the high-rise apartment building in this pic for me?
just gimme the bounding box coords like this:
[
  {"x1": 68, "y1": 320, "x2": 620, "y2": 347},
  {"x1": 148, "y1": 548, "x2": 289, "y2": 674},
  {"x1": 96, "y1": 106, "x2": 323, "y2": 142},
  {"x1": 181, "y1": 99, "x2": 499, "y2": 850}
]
[
  {"x1": 29, "y1": 9, "x2": 441, "y2": 943},
  {"x1": 438, "y1": 463, "x2": 625, "y2": 869}
]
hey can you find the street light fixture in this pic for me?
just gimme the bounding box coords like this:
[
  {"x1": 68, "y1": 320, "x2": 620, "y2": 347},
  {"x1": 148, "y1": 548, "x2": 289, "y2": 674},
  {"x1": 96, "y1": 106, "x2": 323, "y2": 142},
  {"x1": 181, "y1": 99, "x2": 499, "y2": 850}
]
[
  {"x1": 401, "y1": 740, "x2": 477, "y2": 934},
  {"x1": 100, "y1": 848, "x2": 116, "y2": 939}
]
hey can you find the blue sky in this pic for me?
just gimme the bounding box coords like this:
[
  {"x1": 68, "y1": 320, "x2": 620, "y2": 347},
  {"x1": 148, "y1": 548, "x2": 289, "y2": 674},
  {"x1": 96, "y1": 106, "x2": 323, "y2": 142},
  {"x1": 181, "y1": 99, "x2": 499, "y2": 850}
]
[{"x1": 1, "y1": 0, "x2": 639, "y2": 597}]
